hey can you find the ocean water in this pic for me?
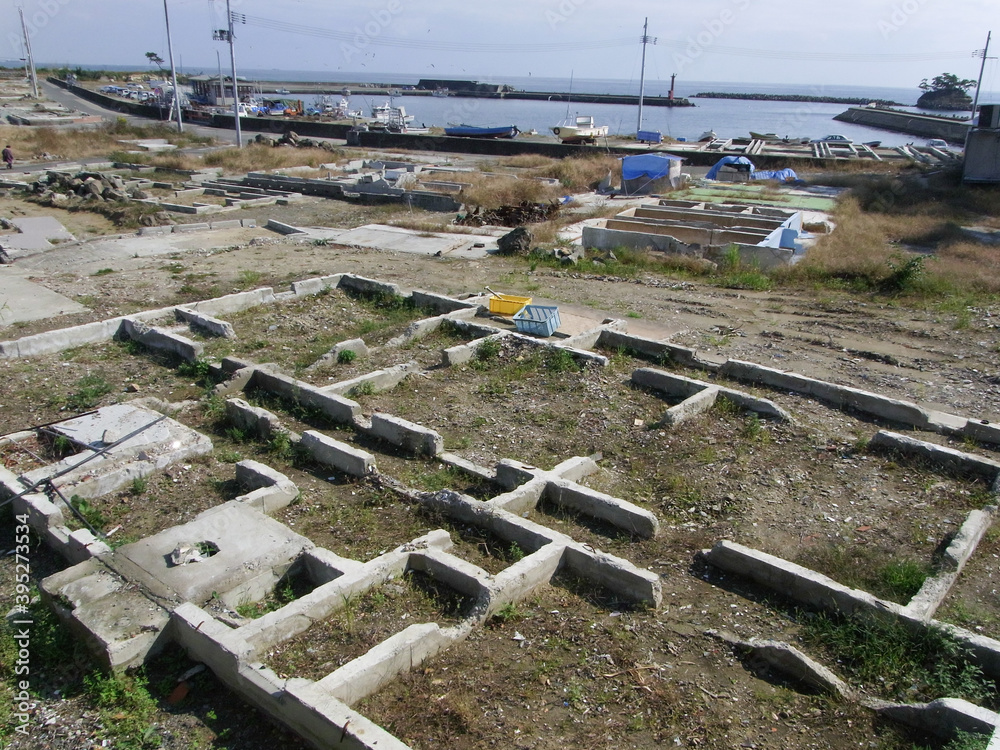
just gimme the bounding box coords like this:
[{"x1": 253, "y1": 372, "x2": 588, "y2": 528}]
[
  {"x1": 30, "y1": 62, "x2": 1000, "y2": 147},
  {"x1": 236, "y1": 70, "x2": 1000, "y2": 147}
]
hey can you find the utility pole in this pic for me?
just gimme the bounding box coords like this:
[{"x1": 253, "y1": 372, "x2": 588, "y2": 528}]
[
  {"x1": 636, "y1": 18, "x2": 656, "y2": 134},
  {"x1": 971, "y1": 31, "x2": 993, "y2": 125},
  {"x1": 214, "y1": 0, "x2": 244, "y2": 146},
  {"x1": 18, "y1": 8, "x2": 38, "y2": 98},
  {"x1": 163, "y1": 0, "x2": 183, "y2": 132}
]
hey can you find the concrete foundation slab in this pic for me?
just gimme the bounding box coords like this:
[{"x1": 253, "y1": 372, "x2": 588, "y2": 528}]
[
  {"x1": 112, "y1": 501, "x2": 314, "y2": 607},
  {"x1": 0, "y1": 275, "x2": 86, "y2": 326}
]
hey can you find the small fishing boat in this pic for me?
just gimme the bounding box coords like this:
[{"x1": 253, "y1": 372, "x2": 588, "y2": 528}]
[
  {"x1": 551, "y1": 115, "x2": 608, "y2": 143},
  {"x1": 371, "y1": 101, "x2": 415, "y2": 125},
  {"x1": 698, "y1": 130, "x2": 717, "y2": 142},
  {"x1": 444, "y1": 124, "x2": 519, "y2": 139},
  {"x1": 862, "y1": 140, "x2": 882, "y2": 148},
  {"x1": 432, "y1": 88, "x2": 451, "y2": 97},
  {"x1": 749, "y1": 131, "x2": 781, "y2": 142}
]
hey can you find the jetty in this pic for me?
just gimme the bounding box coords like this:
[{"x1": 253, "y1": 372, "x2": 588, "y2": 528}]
[{"x1": 833, "y1": 106, "x2": 970, "y2": 143}]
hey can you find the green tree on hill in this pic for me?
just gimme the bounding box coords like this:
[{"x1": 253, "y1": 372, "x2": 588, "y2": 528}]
[
  {"x1": 919, "y1": 73, "x2": 976, "y2": 93},
  {"x1": 916, "y1": 73, "x2": 976, "y2": 111}
]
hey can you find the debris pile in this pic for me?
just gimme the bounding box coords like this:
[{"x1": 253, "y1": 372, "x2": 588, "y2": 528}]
[
  {"x1": 456, "y1": 201, "x2": 560, "y2": 227},
  {"x1": 251, "y1": 132, "x2": 340, "y2": 151},
  {"x1": 27, "y1": 170, "x2": 152, "y2": 204}
]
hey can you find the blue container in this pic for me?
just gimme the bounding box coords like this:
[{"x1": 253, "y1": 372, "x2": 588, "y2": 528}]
[{"x1": 513, "y1": 305, "x2": 561, "y2": 337}]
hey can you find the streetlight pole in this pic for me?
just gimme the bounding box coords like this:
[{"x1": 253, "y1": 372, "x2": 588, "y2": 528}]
[
  {"x1": 163, "y1": 0, "x2": 183, "y2": 132},
  {"x1": 636, "y1": 18, "x2": 656, "y2": 135}
]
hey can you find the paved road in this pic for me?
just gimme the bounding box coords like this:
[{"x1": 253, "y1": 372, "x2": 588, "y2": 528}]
[{"x1": 38, "y1": 80, "x2": 238, "y2": 145}]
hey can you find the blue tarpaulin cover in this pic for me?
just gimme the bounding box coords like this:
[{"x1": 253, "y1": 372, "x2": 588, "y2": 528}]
[
  {"x1": 751, "y1": 168, "x2": 799, "y2": 182},
  {"x1": 705, "y1": 156, "x2": 756, "y2": 181},
  {"x1": 621, "y1": 153, "x2": 684, "y2": 181}
]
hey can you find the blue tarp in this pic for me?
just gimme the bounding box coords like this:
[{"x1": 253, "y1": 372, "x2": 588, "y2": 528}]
[
  {"x1": 751, "y1": 168, "x2": 799, "y2": 182},
  {"x1": 621, "y1": 153, "x2": 683, "y2": 181},
  {"x1": 705, "y1": 156, "x2": 756, "y2": 181}
]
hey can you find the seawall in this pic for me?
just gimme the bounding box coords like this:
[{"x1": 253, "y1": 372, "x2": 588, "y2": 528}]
[{"x1": 833, "y1": 106, "x2": 970, "y2": 143}]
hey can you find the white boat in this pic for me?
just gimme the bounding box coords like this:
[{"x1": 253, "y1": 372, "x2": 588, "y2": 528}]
[
  {"x1": 698, "y1": 130, "x2": 717, "y2": 142},
  {"x1": 551, "y1": 115, "x2": 609, "y2": 144},
  {"x1": 386, "y1": 87, "x2": 402, "y2": 97},
  {"x1": 432, "y1": 88, "x2": 451, "y2": 98},
  {"x1": 371, "y1": 100, "x2": 415, "y2": 126}
]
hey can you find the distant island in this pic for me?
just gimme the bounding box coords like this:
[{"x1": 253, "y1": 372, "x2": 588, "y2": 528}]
[{"x1": 694, "y1": 92, "x2": 904, "y2": 106}]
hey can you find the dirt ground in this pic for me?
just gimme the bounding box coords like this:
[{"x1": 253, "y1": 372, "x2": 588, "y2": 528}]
[{"x1": 2, "y1": 154, "x2": 1000, "y2": 750}]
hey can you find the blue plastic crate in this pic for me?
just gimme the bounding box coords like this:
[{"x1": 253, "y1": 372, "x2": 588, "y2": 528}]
[{"x1": 513, "y1": 304, "x2": 561, "y2": 337}]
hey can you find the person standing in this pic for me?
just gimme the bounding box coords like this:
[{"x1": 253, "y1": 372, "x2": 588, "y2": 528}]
[{"x1": 1, "y1": 145, "x2": 12, "y2": 170}]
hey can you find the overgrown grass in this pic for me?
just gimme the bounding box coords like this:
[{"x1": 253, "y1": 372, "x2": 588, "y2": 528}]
[
  {"x1": 458, "y1": 172, "x2": 563, "y2": 210},
  {"x1": 795, "y1": 543, "x2": 930, "y2": 603},
  {"x1": 799, "y1": 610, "x2": 996, "y2": 707}
]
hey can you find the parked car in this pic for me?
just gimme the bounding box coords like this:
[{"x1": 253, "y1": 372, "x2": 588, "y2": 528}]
[
  {"x1": 926, "y1": 139, "x2": 949, "y2": 149},
  {"x1": 811, "y1": 134, "x2": 853, "y2": 145}
]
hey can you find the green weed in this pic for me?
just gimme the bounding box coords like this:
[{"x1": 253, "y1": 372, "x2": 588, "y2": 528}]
[
  {"x1": 337, "y1": 349, "x2": 358, "y2": 364},
  {"x1": 800, "y1": 611, "x2": 995, "y2": 707},
  {"x1": 130, "y1": 476, "x2": 148, "y2": 496},
  {"x1": 66, "y1": 374, "x2": 114, "y2": 410}
]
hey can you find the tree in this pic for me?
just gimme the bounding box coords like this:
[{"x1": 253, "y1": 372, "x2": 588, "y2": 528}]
[
  {"x1": 145, "y1": 52, "x2": 165, "y2": 71},
  {"x1": 919, "y1": 73, "x2": 977, "y2": 93}
]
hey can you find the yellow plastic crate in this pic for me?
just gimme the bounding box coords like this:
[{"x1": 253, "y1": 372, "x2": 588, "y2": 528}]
[{"x1": 488, "y1": 293, "x2": 532, "y2": 316}]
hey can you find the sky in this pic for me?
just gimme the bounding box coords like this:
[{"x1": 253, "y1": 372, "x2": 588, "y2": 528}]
[{"x1": 2, "y1": 0, "x2": 998, "y2": 93}]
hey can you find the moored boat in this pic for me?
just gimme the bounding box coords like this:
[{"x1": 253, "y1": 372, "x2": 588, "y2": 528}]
[
  {"x1": 444, "y1": 124, "x2": 519, "y2": 139},
  {"x1": 551, "y1": 115, "x2": 608, "y2": 143}
]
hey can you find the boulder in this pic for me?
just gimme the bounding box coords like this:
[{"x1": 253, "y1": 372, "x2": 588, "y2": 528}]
[{"x1": 496, "y1": 226, "x2": 533, "y2": 256}]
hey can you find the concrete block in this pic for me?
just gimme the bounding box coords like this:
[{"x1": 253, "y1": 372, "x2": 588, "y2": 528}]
[
  {"x1": 121, "y1": 318, "x2": 203, "y2": 361},
  {"x1": 316, "y1": 623, "x2": 455, "y2": 705},
  {"x1": 368, "y1": 412, "x2": 443, "y2": 456},
  {"x1": 302, "y1": 548, "x2": 364, "y2": 585},
  {"x1": 561, "y1": 544, "x2": 662, "y2": 607},
  {"x1": 709, "y1": 631, "x2": 851, "y2": 697},
  {"x1": 225, "y1": 398, "x2": 286, "y2": 440},
  {"x1": 597, "y1": 329, "x2": 706, "y2": 370},
  {"x1": 870, "y1": 430, "x2": 1000, "y2": 482},
  {"x1": 337, "y1": 274, "x2": 402, "y2": 300},
  {"x1": 209, "y1": 219, "x2": 243, "y2": 229},
  {"x1": 175, "y1": 306, "x2": 235, "y2": 338},
  {"x1": 172, "y1": 222, "x2": 211, "y2": 232},
  {"x1": 266, "y1": 218, "x2": 306, "y2": 235},
  {"x1": 241, "y1": 218, "x2": 257, "y2": 228},
  {"x1": 113, "y1": 501, "x2": 314, "y2": 607},
  {"x1": 410, "y1": 290, "x2": 481, "y2": 314},
  {"x1": 291, "y1": 274, "x2": 345, "y2": 297},
  {"x1": 561, "y1": 320, "x2": 627, "y2": 351},
  {"x1": 661, "y1": 387, "x2": 719, "y2": 427},
  {"x1": 488, "y1": 543, "x2": 565, "y2": 616},
  {"x1": 703, "y1": 540, "x2": 905, "y2": 620},
  {"x1": 324, "y1": 361, "x2": 419, "y2": 397},
  {"x1": 283, "y1": 681, "x2": 412, "y2": 750},
  {"x1": 963, "y1": 419, "x2": 1000, "y2": 446},
  {"x1": 187, "y1": 288, "x2": 277, "y2": 317},
  {"x1": 438, "y1": 452, "x2": 496, "y2": 482},
  {"x1": 546, "y1": 480, "x2": 660, "y2": 539},
  {"x1": 138, "y1": 225, "x2": 171, "y2": 236},
  {"x1": 300, "y1": 430, "x2": 375, "y2": 477},
  {"x1": 487, "y1": 478, "x2": 549, "y2": 516},
  {"x1": 408, "y1": 547, "x2": 492, "y2": 600},
  {"x1": 876, "y1": 698, "x2": 998, "y2": 741},
  {"x1": 249, "y1": 369, "x2": 360, "y2": 424}
]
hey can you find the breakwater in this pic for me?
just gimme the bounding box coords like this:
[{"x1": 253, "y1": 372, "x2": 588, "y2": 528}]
[
  {"x1": 832, "y1": 106, "x2": 970, "y2": 143},
  {"x1": 695, "y1": 92, "x2": 902, "y2": 106}
]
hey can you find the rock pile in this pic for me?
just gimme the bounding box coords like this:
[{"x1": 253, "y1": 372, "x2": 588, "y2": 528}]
[
  {"x1": 27, "y1": 170, "x2": 152, "y2": 205},
  {"x1": 251, "y1": 132, "x2": 340, "y2": 151}
]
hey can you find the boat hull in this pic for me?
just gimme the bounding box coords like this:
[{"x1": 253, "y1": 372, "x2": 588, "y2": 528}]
[
  {"x1": 551, "y1": 125, "x2": 609, "y2": 143},
  {"x1": 444, "y1": 125, "x2": 518, "y2": 139}
]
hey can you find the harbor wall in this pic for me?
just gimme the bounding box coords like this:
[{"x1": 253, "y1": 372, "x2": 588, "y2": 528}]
[{"x1": 833, "y1": 106, "x2": 970, "y2": 143}]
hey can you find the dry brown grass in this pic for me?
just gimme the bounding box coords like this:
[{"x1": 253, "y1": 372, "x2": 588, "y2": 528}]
[
  {"x1": 527, "y1": 154, "x2": 620, "y2": 191},
  {"x1": 202, "y1": 145, "x2": 339, "y2": 173},
  {"x1": 458, "y1": 172, "x2": 563, "y2": 209},
  {"x1": 926, "y1": 242, "x2": 1000, "y2": 294},
  {"x1": 0, "y1": 121, "x2": 212, "y2": 163},
  {"x1": 497, "y1": 154, "x2": 553, "y2": 169}
]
